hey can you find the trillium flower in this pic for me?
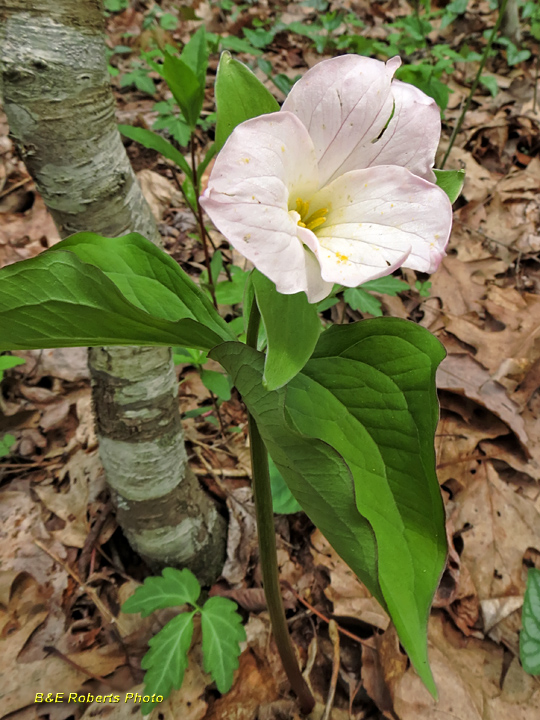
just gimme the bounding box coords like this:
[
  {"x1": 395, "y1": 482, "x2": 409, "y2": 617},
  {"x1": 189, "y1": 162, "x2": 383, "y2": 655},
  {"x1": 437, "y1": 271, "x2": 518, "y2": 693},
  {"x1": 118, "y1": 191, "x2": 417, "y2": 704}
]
[{"x1": 201, "y1": 55, "x2": 453, "y2": 303}]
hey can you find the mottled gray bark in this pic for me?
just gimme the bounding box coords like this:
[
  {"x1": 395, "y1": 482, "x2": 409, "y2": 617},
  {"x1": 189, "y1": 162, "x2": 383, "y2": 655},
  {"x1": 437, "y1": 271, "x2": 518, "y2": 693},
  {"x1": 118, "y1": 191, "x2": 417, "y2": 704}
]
[{"x1": 0, "y1": 0, "x2": 225, "y2": 583}]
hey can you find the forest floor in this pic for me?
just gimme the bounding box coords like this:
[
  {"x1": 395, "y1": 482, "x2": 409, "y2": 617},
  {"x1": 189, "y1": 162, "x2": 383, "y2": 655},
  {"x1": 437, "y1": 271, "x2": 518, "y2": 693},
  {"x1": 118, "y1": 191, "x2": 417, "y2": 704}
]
[{"x1": 1, "y1": 1, "x2": 540, "y2": 718}]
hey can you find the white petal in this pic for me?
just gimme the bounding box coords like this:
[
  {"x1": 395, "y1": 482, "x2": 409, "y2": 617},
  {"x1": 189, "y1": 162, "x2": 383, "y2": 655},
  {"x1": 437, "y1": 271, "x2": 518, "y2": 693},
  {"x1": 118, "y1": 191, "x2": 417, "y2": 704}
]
[
  {"x1": 294, "y1": 237, "x2": 334, "y2": 303},
  {"x1": 200, "y1": 112, "x2": 323, "y2": 298},
  {"x1": 282, "y1": 55, "x2": 400, "y2": 187},
  {"x1": 308, "y1": 165, "x2": 452, "y2": 286},
  {"x1": 336, "y1": 80, "x2": 441, "y2": 182}
]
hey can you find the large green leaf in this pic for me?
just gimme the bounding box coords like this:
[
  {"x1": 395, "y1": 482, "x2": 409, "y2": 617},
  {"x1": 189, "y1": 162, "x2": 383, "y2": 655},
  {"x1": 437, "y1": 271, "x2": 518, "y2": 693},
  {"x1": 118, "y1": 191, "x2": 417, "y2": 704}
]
[
  {"x1": 212, "y1": 317, "x2": 446, "y2": 696},
  {"x1": 46, "y1": 233, "x2": 233, "y2": 342},
  {"x1": 252, "y1": 270, "x2": 321, "y2": 391},
  {"x1": 210, "y1": 342, "x2": 384, "y2": 606},
  {"x1": 0, "y1": 241, "x2": 232, "y2": 353},
  {"x1": 312, "y1": 319, "x2": 444, "y2": 479},
  {"x1": 214, "y1": 52, "x2": 279, "y2": 152},
  {"x1": 295, "y1": 318, "x2": 447, "y2": 694}
]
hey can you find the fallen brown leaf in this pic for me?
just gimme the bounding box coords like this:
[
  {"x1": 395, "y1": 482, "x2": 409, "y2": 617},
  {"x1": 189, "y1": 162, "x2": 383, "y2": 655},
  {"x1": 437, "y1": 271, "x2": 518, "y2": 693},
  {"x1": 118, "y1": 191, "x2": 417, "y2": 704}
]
[
  {"x1": 393, "y1": 613, "x2": 540, "y2": 720},
  {"x1": 452, "y1": 462, "x2": 540, "y2": 601},
  {"x1": 311, "y1": 530, "x2": 389, "y2": 632}
]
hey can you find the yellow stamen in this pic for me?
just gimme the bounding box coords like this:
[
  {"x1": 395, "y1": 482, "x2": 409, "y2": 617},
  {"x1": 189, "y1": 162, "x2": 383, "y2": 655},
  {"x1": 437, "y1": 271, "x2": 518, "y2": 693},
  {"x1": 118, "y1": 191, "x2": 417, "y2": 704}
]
[
  {"x1": 305, "y1": 207, "x2": 327, "y2": 222},
  {"x1": 296, "y1": 198, "x2": 310, "y2": 217},
  {"x1": 306, "y1": 216, "x2": 327, "y2": 231},
  {"x1": 295, "y1": 197, "x2": 328, "y2": 232}
]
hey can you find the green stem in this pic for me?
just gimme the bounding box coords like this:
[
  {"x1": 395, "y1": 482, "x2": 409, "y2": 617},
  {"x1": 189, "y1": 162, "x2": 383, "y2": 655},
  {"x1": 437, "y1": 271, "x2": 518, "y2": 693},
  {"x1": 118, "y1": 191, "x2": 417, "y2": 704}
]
[
  {"x1": 440, "y1": 0, "x2": 508, "y2": 169},
  {"x1": 191, "y1": 137, "x2": 218, "y2": 310},
  {"x1": 246, "y1": 300, "x2": 315, "y2": 715}
]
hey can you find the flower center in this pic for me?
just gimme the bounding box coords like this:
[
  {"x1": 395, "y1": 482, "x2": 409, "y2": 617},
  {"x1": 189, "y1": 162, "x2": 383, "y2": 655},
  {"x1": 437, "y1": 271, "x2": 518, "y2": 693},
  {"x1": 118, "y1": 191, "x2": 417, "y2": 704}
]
[{"x1": 295, "y1": 198, "x2": 328, "y2": 231}]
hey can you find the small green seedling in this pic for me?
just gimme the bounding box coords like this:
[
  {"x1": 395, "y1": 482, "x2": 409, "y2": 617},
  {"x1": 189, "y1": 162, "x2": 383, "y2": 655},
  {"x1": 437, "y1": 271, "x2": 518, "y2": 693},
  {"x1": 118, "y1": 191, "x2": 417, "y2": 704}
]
[
  {"x1": 122, "y1": 568, "x2": 246, "y2": 714},
  {"x1": 0, "y1": 354, "x2": 25, "y2": 457},
  {"x1": 344, "y1": 276, "x2": 411, "y2": 317}
]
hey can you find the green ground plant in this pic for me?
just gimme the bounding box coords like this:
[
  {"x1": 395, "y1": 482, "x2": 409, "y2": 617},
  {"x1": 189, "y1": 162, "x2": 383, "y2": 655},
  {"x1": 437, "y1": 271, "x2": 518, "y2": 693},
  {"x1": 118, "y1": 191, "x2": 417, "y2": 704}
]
[
  {"x1": 0, "y1": 354, "x2": 25, "y2": 457},
  {"x1": 111, "y1": 0, "x2": 539, "y2": 116},
  {"x1": 122, "y1": 568, "x2": 245, "y2": 714},
  {"x1": 520, "y1": 568, "x2": 540, "y2": 675}
]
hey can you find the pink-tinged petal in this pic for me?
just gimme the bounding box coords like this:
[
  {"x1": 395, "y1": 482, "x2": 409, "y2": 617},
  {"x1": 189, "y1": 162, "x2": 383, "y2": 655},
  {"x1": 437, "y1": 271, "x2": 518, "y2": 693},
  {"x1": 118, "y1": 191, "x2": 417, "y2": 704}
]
[
  {"x1": 307, "y1": 165, "x2": 452, "y2": 286},
  {"x1": 295, "y1": 238, "x2": 335, "y2": 303},
  {"x1": 200, "y1": 112, "x2": 323, "y2": 298},
  {"x1": 282, "y1": 55, "x2": 401, "y2": 187},
  {"x1": 201, "y1": 112, "x2": 319, "y2": 206},
  {"x1": 336, "y1": 80, "x2": 441, "y2": 182}
]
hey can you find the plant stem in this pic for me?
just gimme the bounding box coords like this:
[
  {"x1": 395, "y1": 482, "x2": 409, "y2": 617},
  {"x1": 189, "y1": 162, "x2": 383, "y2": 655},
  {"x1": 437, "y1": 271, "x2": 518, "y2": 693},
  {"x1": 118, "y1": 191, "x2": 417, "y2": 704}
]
[
  {"x1": 246, "y1": 300, "x2": 315, "y2": 715},
  {"x1": 169, "y1": 166, "x2": 234, "y2": 282},
  {"x1": 191, "y1": 137, "x2": 218, "y2": 309},
  {"x1": 440, "y1": 0, "x2": 508, "y2": 169},
  {"x1": 533, "y1": 44, "x2": 539, "y2": 114}
]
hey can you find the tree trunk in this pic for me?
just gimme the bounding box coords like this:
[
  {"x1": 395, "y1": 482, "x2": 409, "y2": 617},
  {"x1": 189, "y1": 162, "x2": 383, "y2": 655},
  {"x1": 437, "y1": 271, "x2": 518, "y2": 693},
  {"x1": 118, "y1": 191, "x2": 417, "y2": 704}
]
[{"x1": 0, "y1": 0, "x2": 226, "y2": 583}]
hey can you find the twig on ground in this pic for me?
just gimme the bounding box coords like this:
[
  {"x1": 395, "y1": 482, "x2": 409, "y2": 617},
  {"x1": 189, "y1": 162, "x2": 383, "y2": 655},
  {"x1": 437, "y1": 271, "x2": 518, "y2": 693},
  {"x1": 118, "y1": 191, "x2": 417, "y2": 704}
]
[
  {"x1": 321, "y1": 620, "x2": 340, "y2": 720},
  {"x1": 282, "y1": 580, "x2": 376, "y2": 650}
]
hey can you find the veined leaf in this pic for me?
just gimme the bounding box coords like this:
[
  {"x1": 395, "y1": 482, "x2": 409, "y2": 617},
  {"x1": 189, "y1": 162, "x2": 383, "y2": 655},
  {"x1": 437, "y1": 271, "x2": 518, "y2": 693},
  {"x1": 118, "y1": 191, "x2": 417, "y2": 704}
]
[
  {"x1": 301, "y1": 318, "x2": 447, "y2": 694},
  {"x1": 212, "y1": 317, "x2": 446, "y2": 696},
  {"x1": 140, "y1": 611, "x2": 195, "y2": 715},
  {"x1": 122, "y1": 568, "x2": 200, "y2": 617},
  {"x1": 0, "y1": 250, "x2": 224, "y2": 352},
  {"x1": 200, "y1": 596, "x2": 246, "y2": 693},
  {"x1": 210, "y1": 342, "x2": 384, "y2": 606},
  {"x1": 521, "y1": 568, "x2": 540, "y2": 675},
  {"x1": 46, "y1": 233, "x2": 235, "y2": 343}
]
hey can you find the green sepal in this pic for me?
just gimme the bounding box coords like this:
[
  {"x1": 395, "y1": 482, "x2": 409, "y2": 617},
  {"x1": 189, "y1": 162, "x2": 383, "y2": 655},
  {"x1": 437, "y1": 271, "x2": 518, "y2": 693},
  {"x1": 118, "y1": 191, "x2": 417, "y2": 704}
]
[
  {"x1": 214, "y1": 52, "x2": 279, "y2": 152},
  {"x1": 252, "y1": 270, "x2": 321, "y2": 390},
  {"x1": 433, "y1": 168, "x2": 465, "y2": 203}
]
